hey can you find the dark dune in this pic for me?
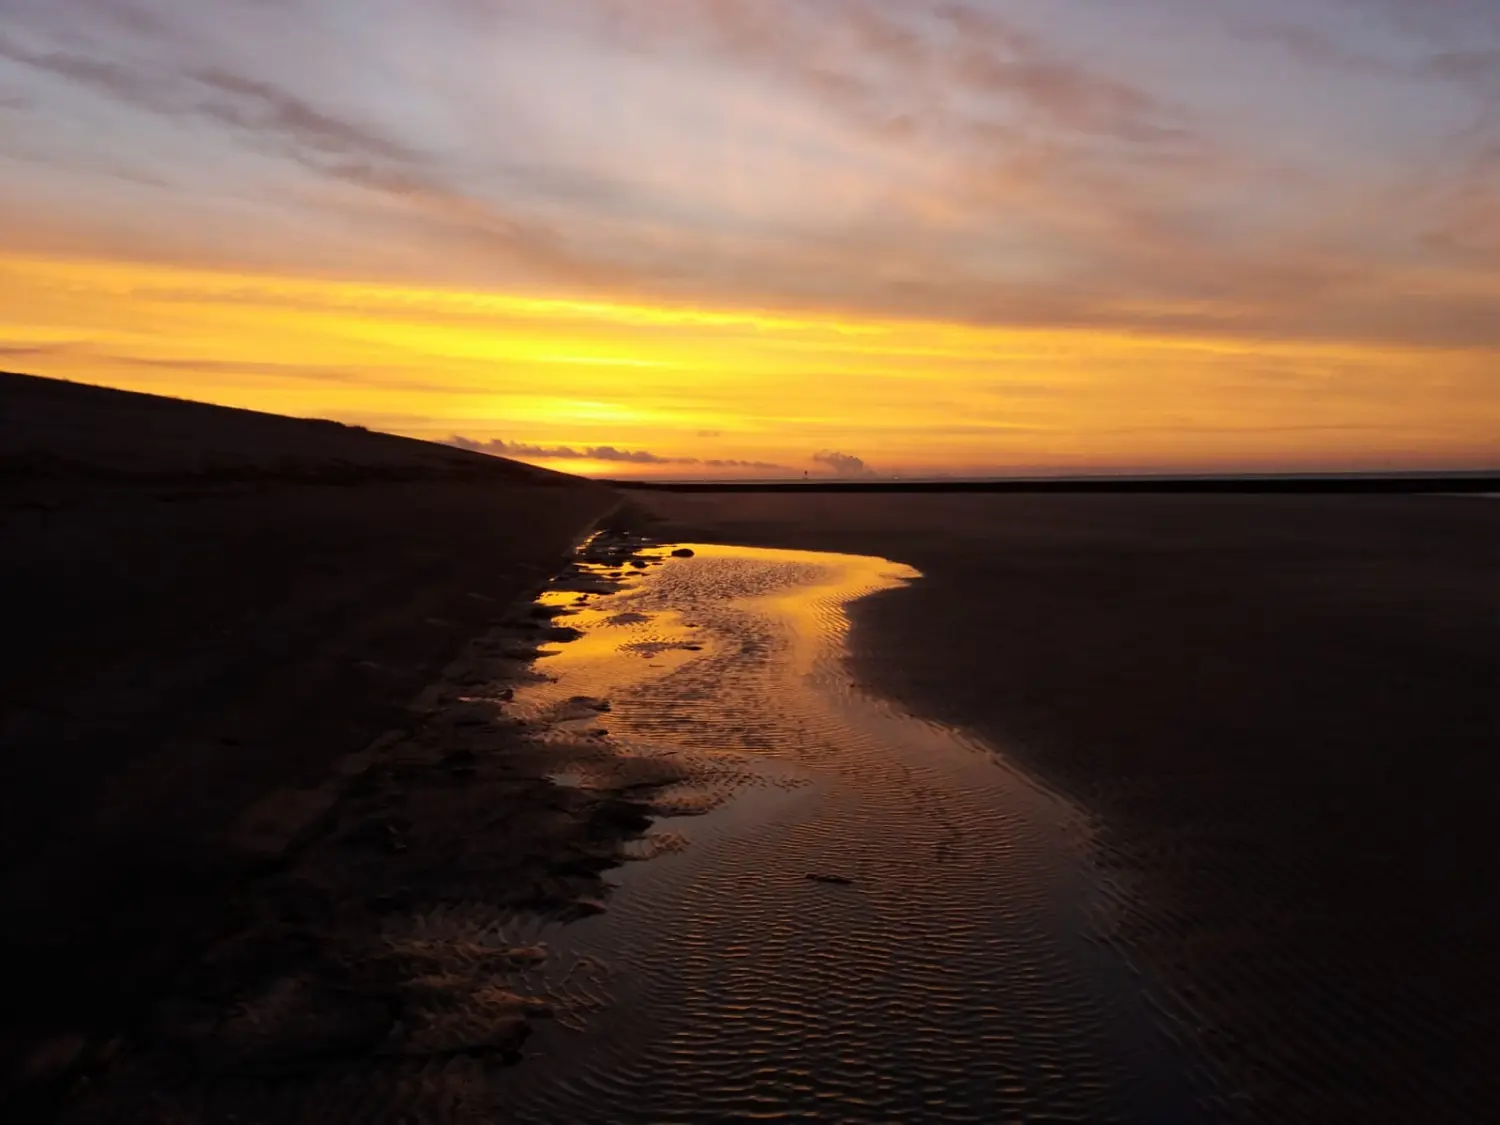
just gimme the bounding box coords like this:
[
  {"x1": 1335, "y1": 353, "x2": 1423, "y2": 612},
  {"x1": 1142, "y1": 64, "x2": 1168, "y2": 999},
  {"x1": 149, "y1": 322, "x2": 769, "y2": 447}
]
[
  {"x1": 0, "y1": 373, "x2": 616, "y2": 1096},
  {"x1": 0, "y1": 370, "x2": 558, "y2": 483},
  {"x1": 628, "y1": 489, "x2": 1499, "y2": 1122}
]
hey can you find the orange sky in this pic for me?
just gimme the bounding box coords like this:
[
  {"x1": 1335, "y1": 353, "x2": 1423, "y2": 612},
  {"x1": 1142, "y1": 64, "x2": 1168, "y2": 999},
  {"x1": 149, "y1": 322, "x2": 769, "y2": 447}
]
[
  {"x1": 6, "y1": 252, "x2": 1493, "y2": 477},
  {"x1": 2, "y1": 1, "x2": 1497, "y2": 477}
]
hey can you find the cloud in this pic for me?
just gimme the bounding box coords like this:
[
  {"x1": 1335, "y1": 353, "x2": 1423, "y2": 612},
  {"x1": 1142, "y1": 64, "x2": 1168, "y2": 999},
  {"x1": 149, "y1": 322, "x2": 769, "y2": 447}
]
[
  {"x1": 1238, "y1": 21, "x2": 1402, "y2": 76},
  {"x1": 939, "y1": 7, "x2": 1187, "y2": 143},
  {"x1": 448, "y1": 435, "x2": 670, "y2": 462},
  {"x1": 189, "y1": 67, "x2": 417, "y2": 165},
  {"x1": 446, "y1": 435, "x2": 786, "y2": 470},
  {"x1": 0, "y1": 34, "x2": 413, "y2": 176},
  {"x1": 700, "y1": 457, "x2": 788, "y2": 470},
  {"x1": 0, "y1": 341, "x2": 498, "y2": 398},
  {"x1": 811, "y1": 449, "x2": 875, "y2": 477},
  {"x1": 3, "y1": 1, "x2": 1500, "y2": 349},
  {"x1": 0, "y1": 340, "x2": 89, "y2": 360},
  {"x1": 0, "y1": 27, "x2": 627, "y2": 288},
  {"x1": 604, "y1": 0, "x2": 1191, "y2": 147}
]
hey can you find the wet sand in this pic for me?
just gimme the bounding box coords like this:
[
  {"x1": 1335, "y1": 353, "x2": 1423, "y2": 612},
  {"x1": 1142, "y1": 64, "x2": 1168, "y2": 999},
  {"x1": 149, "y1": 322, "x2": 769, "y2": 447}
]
[
  {"x1": 50, "y1": 594, "x2": 673, "y2": 1124},
  {"x1": 485, "y1": 543, "x2": 1209, "y2": 1121},
  {"x1": 627, "y1": 490, "x2": 1499, "y2": 1122},
  {"x1": 40, "y1": 528, "x2": 1216, "y2": 1123},
  {"x1": 0, "y1": 373, "x2": 616, "y2": 1106},
  {"x1": 9, "y1": 373, "x2": 1494, "y2": 1121}
]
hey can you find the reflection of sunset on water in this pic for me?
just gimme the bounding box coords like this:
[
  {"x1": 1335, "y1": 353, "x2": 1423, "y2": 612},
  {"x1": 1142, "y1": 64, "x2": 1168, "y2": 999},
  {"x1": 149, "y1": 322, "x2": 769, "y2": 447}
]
[
  {"x1": 523, "y1": 541, "x2": 920, "y2": 708},
  {"x1": 492, "y1": 541, "x2": 1202, "y2": 1121}
]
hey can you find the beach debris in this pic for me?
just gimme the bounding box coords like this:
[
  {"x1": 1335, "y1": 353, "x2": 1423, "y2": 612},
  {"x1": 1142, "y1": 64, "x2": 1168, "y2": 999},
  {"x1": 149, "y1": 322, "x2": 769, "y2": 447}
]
[
  {"x1": 603, "y1": 611, "x2": 652, "y2": 626},
  {"x1": 671, "y1": 548, "x2": 695, "y2": 557},
  {"x1": 805, "y1": 872, "x2": 855, "y2": 886}
]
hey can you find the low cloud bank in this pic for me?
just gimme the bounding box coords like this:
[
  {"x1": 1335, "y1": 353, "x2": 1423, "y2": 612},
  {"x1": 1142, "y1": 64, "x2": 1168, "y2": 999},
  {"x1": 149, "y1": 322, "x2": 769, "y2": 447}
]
[
  {"x1": 447, "y1": 435, "x2": 785, "y2": 471},
  {"x1": 811, "y1": 449, "x2": 875, "y2": 477}
]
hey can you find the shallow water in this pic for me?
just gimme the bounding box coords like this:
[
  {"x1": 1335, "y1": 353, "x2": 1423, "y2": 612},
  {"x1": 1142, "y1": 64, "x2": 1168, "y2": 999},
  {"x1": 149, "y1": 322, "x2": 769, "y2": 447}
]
[{"x1": 494, "y1": 543, "x2": 1209, "y2": 1122}]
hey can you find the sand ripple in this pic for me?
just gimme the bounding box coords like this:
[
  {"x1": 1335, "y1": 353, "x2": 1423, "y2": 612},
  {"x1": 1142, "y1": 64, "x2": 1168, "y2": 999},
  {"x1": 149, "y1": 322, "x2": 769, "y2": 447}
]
[{"x1": 494, "y1": 544, "x2": 1213, "y2": 1121}]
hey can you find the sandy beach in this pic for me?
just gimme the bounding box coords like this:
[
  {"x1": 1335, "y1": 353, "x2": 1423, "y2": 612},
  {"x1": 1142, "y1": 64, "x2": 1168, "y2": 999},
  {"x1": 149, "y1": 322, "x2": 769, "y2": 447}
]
[
  {"x1": 9, "y1": 0, "x2": 1500, "y2": 1116},
  {"x1": 627, "y1": 489, "x2": 1499, "y2": 1122},
  {"x1": 5, "y1": 372, "x2": 1495, "y2": 1122},
  {"x1": 0, "y1": 374, "x2": 619, "y2": 1110}
]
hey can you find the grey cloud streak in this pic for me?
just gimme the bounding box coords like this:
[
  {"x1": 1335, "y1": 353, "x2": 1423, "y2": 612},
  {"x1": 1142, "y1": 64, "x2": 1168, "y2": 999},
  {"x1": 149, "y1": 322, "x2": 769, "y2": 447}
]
[
  {"x1": 594, "y1": 0, "x2": 1191, "y2": 147},
  {"x1": 811, "y1": 450, "x2": 875, "y2": 477},
  {"x1": 0, "y1": 23, "x2": 631, "y2": 289},
  {"x1": 3, "y1": 1, "x2": 1499, "y2": 348},
  {"x1": 447, "y1": 435, "x2": 787, "y2": 471},
  {"x1": 0, "y1": 33, "x2": 416, "y2": 177},
  {"x1": 0, "y1": 341, "x2": 495, "y2": 398}
]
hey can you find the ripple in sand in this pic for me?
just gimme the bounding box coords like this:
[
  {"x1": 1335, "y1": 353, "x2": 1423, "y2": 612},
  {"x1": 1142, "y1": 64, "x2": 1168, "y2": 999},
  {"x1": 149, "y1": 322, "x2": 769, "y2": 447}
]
[{"x1": 495, "y1": 544, "x2": 1212, "y2": 1122}]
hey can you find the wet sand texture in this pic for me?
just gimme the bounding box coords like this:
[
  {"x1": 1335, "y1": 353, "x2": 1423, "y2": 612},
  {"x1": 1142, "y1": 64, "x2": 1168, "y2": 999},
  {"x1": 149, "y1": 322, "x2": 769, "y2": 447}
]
[
  {"x1": 0, "y1": 373, "x2": 615, "y2": 1093},
  {"x1": 486, "y1": 543, "x2": 1207, "y2": 1122},
  {"x1": 33, "y1": 532, "x2": 1207, "y2": 1123},
  {"x1": 629, "y1": 490, "x2": 1499, "y2": 1123},
  {"x1": 52, "y1": 591, "x2": 671, "y2": 1124}
]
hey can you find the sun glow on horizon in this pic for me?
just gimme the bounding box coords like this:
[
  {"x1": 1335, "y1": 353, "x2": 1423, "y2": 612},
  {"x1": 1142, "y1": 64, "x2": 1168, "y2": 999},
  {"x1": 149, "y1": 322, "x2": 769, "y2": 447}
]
[{"x1": 2, "y1": 250, "x2": 1497, "y2": 478}]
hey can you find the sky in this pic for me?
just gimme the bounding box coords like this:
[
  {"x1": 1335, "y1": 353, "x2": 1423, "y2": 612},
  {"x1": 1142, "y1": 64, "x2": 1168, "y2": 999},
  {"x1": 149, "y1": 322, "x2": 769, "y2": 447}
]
[{"x1": 1, "y1": 0, "x2": 1497, "y2": 478}]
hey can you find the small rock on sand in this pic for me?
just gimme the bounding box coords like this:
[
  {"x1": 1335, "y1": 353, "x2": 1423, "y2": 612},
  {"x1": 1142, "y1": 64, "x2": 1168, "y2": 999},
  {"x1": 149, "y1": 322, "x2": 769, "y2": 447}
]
[
  {"x1": 671, "y1": 548, "x2": 695, "y2": 557},
  {"x1": 805, "y1": 873, "x2": 855, "y2": 886}
]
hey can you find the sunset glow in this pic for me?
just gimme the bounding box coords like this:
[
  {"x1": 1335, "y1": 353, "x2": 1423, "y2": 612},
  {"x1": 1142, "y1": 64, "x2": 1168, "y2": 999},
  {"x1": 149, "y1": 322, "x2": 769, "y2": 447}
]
[{"x1": 2, "y1": 1, "x2": 1497, "y2": 476}]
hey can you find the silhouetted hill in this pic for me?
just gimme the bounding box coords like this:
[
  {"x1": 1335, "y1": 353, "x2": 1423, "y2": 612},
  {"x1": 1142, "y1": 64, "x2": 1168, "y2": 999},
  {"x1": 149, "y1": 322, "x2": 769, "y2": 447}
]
[
  {"x1": 0, "y1": 371, "x2": 570, "y2": 484},
  {"x1": 0, "y1": 370, "x2": 615, "y2": 1100}
]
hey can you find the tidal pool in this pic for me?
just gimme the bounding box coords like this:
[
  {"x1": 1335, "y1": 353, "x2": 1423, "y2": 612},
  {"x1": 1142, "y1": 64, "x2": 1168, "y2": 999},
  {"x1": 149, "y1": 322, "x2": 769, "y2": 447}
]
[{"x1": 493, "y1": 543, "x2": 1208, "y2": 1122}]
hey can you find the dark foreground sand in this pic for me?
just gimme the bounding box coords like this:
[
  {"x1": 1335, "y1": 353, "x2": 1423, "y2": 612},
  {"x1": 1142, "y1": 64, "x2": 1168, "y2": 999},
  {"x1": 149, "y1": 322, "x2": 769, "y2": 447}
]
[
  {"x1": 629, "y1": 489, "x2": 1499, "y2": 1123},
  {"x1": 0, "y1": 374, "x2": 621, "y2": 1109}
]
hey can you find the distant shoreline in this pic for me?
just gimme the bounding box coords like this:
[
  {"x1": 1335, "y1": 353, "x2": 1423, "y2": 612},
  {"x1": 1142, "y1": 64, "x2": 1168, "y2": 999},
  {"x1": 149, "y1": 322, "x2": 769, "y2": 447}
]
[{"x1": 609, "y1": 473, "x2": 1500, "y2": 494}]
